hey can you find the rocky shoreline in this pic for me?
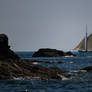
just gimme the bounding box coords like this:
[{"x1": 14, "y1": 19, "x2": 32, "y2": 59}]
[
  {"x1": 0, "y1": 34, "x2": 91, "y2": 80},
  {"x1": 0, "y1": 59, "x2": 71, "y2": 80},
  {"x1": 0, "y1": 34, "x2": 71, "y2": 80}
]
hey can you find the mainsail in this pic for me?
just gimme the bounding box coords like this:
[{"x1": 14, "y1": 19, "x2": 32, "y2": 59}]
[{"x1": 74, "y1": 33, "x2": 92, "y2": 51}]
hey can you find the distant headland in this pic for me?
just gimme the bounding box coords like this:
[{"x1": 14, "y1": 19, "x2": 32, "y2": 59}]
[{"x1": 32, "y1": 48, "x2": 76, "y2": 57}]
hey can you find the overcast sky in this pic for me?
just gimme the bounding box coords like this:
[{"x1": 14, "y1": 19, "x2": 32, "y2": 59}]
[{"x1": 0, "y1": 0, "x2": 92, "y2": 51}]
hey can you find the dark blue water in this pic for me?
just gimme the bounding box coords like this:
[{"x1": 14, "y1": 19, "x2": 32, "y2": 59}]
[{"x1": 1, "y1": 51, "x2": 92, "y2": 92}]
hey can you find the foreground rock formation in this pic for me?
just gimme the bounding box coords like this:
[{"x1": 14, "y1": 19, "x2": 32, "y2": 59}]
[
  {"x1": 0, "y1": 59, "x2": 71, "y2": 80},
  {"x1": 0, "y1": 34, "x2": 19, "y2": 59},
  {"x1": 32, "y1": 48, "x2": 76, "y2": 57},
  {"x1": 0, "y1": 34, "x2": 71, "y2": 80}
]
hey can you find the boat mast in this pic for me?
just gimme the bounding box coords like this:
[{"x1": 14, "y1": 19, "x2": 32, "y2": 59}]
[{"x1": 85, "y1": 24, "x2": 87, "y2": 51}]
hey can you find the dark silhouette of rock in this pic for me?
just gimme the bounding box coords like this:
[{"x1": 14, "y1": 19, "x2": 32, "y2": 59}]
[
  {"x1": 0, "y1": 59, "x2": 71, "y2": 80},
  {"x1": 79, "y1": 66, "x2": 92, "y2": 72},
  {"x1": 0, "y1": 34, "x2": 19, "y2": 59},
  {"x1": 32, "y1": 48, "x2": 76, "y2": 57},
  {"x1": 0, "y1": 34, "x2": 71, "y2": 80},
  {"x1": 65, "y1": 51, "x2": 76, "y2": 56}
]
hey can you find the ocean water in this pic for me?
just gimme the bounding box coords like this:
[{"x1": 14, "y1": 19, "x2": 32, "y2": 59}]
[{"x1": 1, "y1": 51, "x2": 92, "y2": 92}]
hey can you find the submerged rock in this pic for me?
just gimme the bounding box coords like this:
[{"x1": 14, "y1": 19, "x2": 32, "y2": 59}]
[
  {"x1": 0, "y1": 34, "x2": 19, "y2": 60},
  {"x1": 32, "y1": 48, "x2": 76, "y2": 57}
]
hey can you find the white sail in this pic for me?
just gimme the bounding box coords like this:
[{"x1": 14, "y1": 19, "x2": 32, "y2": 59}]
[
  {"x1": 85, "y1": 24, "x2": 87, "y2": 51},
  {"x1": 74, "y1": 25, "x2": 92, "y2": 51}
]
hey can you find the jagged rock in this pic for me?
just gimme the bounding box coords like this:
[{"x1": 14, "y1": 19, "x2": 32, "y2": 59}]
[
  {"x1": 0, "y1": 34, "x2": 19, "y2": 59},
  {"x1": 65, "y1": 51, "x2": 76, "y2": 56},
  {"x1": 79, "y1": 66, "x2": 92, "y2": 72},
  {"x1": 0, "y1": 34, "x2": 71, "y2": 80},
  {"x1": 0, "y1": 59, "x2": 71, "y2": 80},
  {"x1": 32, "y1": 48, "x2": 76, "y2": 57}
]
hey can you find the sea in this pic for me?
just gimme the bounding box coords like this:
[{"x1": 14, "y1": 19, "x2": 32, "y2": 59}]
[{"x1": 1, "y1": 51, "x2": 92, "y2": 92}]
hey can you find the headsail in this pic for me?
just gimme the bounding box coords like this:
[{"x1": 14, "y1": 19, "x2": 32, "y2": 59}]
[{"x1": 74, "y1": 33, "x2": 92, "y2": 51}]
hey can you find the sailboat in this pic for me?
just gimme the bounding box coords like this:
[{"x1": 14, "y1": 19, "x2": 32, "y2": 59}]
[
  {"x1": 74, "y1": 25, "x2": 92, "y2": 52},
  {"x1": 79, "y1": 25, "x2": 88, "y2": 52}
]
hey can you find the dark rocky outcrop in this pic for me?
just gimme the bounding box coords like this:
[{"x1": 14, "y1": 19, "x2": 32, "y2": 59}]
[
  {"x1": 0, "y1": 34, "x2": 19, "y2": 60},
  {"x1": 0, "y1": 59, "x2": 71, "y2": 80},
  {"x1": 32, "y1": 48, "x2": 76, "y2": 57},
  {"x1": 0, "y1": 34, "x2": 71, "y2": 80},
  {"x1": 65, "y1": 51, "x2": 76, "y2": 56},
  {"x1": 79, "y1": 66, "x2": 92, "y2": 72}
]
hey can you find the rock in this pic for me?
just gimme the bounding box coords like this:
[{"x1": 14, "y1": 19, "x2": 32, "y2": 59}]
[
  {"x1": 0, "y1": 34, "x2": 71, "y2": 80},
  {"x1": 0, "y1": 59, "x2": 71, "y2": 80},
  {"x1": 0, "y1": 34, "x2": 19, "y2": 60},
  {"x1": 32, "y1": 48, "x2": 64, "y2": 57},
  {"x1": 32, "y1": 48, "x2": 76, "y2": 57},
  {"x1": 79, "y1": 66, "x2": 92, "y2": 72},
  {"x1": 65, "y1": 51, "x2": 76, "y2": 56}
]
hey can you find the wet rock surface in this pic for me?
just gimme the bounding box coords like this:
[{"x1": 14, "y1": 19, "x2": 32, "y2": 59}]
[
  {"x1": 0, "y1": 59, "x2": 71, "y2": 80},
  {"x1": 32, "y1": 48, "x2": 76, "y2": 57}
]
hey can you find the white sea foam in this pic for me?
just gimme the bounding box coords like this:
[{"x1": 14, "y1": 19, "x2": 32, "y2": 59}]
[
  {"x1": 64, "y1": 55, "x2": 74, "y2": 57},
  {"x1": 32, "y1": 62, "x2": 39, "y2": 65},
  {"x1": 13, "y1": 77, "x2": 25, "y2": 80},
  {"x1": 73, "y1": 70, "x2": 87, "y2": 73},
  {"x1": 57, "y1": 74, "x2": 72, "y2": 80}
]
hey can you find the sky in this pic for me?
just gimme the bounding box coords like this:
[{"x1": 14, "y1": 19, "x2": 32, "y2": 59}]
[{"x1": 0, "y1": 0, "x2": 92, "y2": 51}]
